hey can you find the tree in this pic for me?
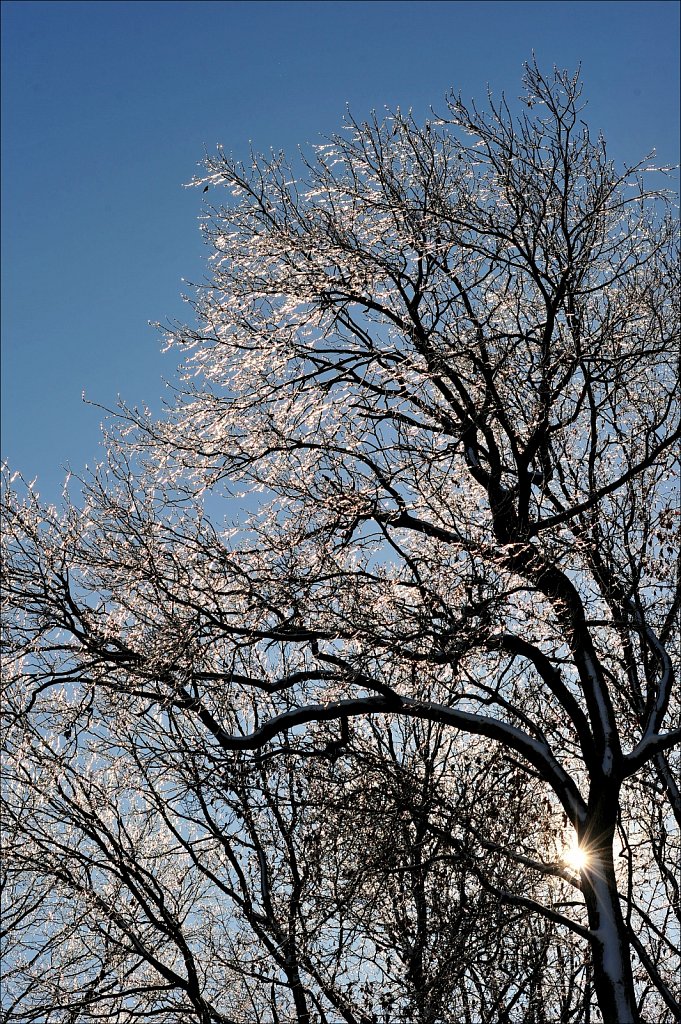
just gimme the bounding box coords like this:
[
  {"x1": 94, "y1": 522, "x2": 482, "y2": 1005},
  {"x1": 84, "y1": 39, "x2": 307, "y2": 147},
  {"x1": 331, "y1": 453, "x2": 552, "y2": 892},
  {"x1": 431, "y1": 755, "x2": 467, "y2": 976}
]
[{"x1": 2, "y1": 61, "x2": 679, "y2": 1023}]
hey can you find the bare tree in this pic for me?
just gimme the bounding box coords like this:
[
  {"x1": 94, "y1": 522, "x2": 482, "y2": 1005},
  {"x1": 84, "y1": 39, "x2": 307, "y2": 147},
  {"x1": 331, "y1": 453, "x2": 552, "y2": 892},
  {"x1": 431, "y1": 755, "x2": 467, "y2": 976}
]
[{"x1": 2, "y1": 61, "x2": 679, "y2": 1023}]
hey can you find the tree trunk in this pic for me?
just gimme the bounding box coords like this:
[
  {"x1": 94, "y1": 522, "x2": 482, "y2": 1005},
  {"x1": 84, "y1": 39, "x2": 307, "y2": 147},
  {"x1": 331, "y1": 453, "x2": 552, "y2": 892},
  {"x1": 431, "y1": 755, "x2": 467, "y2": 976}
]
[{"x1": 581, "y1": 784, "x2": 640, "y2": 1024}]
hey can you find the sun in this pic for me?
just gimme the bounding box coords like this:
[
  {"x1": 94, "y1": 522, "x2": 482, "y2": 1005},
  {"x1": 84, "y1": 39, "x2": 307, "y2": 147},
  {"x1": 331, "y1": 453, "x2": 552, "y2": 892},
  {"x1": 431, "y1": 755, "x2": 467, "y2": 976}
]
[{"x1": 563, "y1": 842, "x2": 589, "y2": 872}]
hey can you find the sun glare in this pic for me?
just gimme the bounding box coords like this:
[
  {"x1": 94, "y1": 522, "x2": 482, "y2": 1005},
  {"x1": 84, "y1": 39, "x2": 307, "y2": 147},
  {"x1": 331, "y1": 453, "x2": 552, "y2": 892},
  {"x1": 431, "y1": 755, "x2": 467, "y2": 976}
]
[{"x1": 563, "y1": 842, "x2": 589, "y2": 872}]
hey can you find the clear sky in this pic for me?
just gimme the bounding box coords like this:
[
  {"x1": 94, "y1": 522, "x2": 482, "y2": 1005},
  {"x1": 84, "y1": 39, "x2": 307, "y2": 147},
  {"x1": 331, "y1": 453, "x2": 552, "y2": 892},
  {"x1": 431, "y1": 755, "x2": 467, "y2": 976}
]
[{"x1": 2, "y1": 0, "x2": 679, "y2": 502}]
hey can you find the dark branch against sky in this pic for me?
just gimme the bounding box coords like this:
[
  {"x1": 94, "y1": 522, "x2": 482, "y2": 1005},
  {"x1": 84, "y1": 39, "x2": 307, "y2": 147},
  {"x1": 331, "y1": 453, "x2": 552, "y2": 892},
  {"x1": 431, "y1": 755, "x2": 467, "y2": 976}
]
[{"x1": 2, "y1": 0, "x2": 679, "y2": 502}]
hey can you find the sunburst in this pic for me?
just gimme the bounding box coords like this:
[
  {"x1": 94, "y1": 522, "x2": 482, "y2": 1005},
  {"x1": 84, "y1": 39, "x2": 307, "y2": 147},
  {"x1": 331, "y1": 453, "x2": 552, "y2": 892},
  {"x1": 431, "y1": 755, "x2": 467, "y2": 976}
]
[{"x1": 563, "y1": 841, "x2": 589, "y2": 872}]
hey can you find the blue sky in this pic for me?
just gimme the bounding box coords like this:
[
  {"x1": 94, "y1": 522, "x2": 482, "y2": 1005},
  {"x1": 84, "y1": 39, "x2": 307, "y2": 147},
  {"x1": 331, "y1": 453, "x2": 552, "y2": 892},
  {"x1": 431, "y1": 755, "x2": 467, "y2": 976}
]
[{"x1": 2, "y1": 0, "x2": 679, "y2": 502}]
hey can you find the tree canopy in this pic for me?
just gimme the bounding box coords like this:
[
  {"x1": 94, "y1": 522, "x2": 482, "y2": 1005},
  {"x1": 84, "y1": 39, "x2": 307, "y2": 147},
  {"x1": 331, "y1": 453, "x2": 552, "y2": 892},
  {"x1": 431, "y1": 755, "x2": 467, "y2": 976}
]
[{"x1": 2, "y1": 61, "x2": 679, "y2": 1024}]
